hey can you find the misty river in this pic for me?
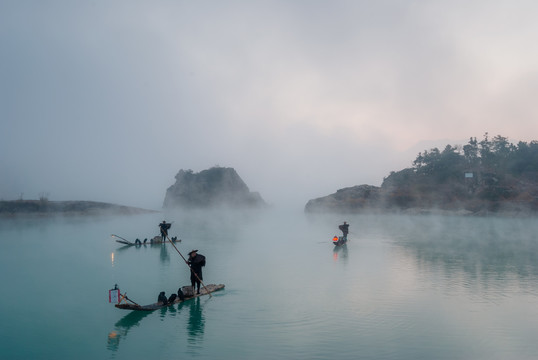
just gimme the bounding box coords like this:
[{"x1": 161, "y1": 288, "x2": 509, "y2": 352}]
[{"x1": 1, "y1": 208, "x2": 538, "y2": 359}]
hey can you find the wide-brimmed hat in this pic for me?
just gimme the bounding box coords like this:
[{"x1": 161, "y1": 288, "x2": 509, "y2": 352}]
[{"x1": 188, "y1": 249, "x2": 198, "y2": 255}]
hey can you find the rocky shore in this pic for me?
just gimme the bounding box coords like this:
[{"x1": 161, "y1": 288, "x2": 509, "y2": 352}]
[
  {"x1": 0, "y1": 200, "x2": 158, "y2": 217},
  {"x1": 304, "y1": 184, "x2": 538, "y2": 216}
]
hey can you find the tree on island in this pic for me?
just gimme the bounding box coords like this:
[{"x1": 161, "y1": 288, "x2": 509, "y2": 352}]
[{"x1": 381, "y1": 133, "x2": 538, "y2": 211}]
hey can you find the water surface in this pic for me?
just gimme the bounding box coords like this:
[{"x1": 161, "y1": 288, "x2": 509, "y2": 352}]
[{"x1": 1, "y1": 209, "x2": 537, "y2": 359}]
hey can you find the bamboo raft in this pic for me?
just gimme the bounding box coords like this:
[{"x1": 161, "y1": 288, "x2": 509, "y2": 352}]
[
  {"x1": 113, "y1": 235, "x2": 180, "y2": 246},
  {"x1": 115, "y1": 284, "x2": 225, "y2": 311}
]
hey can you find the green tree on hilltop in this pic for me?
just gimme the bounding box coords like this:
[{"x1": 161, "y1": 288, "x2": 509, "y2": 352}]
[{"x1": 381, "y1": 133, "x2": 538, "y2": 211}]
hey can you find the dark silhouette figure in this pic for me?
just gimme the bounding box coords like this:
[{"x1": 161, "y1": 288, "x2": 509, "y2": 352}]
[
  {"x1": 188, "y1": 250, "x2": 206, "y2": 295},
  {"x1": 158, "y1": 221, "x2": 171, "y2": 240},
  {"x1": 338, "y1": 221, "x2": 349, "y2": 239}
]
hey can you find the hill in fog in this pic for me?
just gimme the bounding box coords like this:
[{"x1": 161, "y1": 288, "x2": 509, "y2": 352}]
[
  {"x1": 306, "y1": 134, "x2": 538, "y2": 215},
  {"x1": 163, "y1": 167, "x2": 267, "y2": 209}
]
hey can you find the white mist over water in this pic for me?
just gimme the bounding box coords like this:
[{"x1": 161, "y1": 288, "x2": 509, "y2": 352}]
[
  {"x1": 4, "y1": 0, "x2": 538, "y2": 212},
  {"x1": 1, "y1": 210, "x2": 538, "y2": 359}
]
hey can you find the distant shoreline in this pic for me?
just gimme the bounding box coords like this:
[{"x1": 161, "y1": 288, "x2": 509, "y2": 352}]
[
  {"x1": 0, "y1": 200, "x2": 159, "y2": 217},
  {"x1": 304, "y1": 205, "x2": 538, "y2": 218}
]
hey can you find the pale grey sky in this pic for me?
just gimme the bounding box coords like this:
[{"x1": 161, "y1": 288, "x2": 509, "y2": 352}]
[{"x1": 1, "y1": 1, "x2": 537, "y2": 209}]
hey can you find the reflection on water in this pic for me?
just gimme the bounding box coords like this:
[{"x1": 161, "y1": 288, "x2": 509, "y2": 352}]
[
  {"x1": 107, "y1": 311, "x2": 152, "y2": 352},
  {"x1": 115, "y1": 242, "x2": 170, "y2": 252},
  {"x1": 383, "y1": 215, "x2": 538, "y2": 295},
  {"x1": 160, "y1": 302, "x2": 178, "y2": 319},
  {"x1": 107, "y1": 297, "x2": 208, "y2": 355},
  {"x1": 332, "y1": 244, "x2": 348, "y2": 263},
  {"x1": 187, "y1": 298, "x2": 205, "y2": 346},
  {"x1": 159, "y1": 243, "x2": 170, "y2": 263}
]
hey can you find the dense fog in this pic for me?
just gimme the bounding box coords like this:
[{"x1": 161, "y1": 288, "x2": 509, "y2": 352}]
[{"x1": 2, "y1": 1, "x2": 537, "y2": 209}]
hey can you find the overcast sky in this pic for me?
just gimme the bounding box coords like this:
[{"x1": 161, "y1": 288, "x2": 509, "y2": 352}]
[{"x1": 1, "y1": 1, "x2": 537, "y2": 209}]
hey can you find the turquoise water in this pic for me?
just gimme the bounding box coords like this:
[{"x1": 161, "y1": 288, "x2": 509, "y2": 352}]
[{"x1": 1, "y1": 209, "x2": 538, "y2": 359}]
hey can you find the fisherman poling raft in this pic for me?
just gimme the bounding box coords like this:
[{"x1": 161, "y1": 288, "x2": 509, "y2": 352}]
[
  {"x1": 332, "y1": 221, "x2": 349, "y2": 246},
  {"x1": 109, "y1": 222, "x2": 225, "y2": 311}
]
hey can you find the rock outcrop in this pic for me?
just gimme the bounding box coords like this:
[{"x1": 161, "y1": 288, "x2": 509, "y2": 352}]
[
  {"x1": 304, "y1": 185, "x2": 383, "y2": 213},
  {"x1": 305, "y1": 174, "x2": 538, "y2": 215},
  {"x1": 163, "y1": 167, "x2": 266, "y2": 209}
]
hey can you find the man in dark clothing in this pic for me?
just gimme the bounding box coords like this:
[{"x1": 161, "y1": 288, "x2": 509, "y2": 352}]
[
  {"x1": 158, "y1": 220, "x2": 171, "y2": 240},
  {"x1": 338, "y1": 221, "x2": 349, "y2": 239},
  {"x1": 187, "y1": 250, "x2": 206, "y2": 295}
]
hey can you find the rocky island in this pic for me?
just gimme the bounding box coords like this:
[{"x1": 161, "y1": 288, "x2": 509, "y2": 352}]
[
  {"x1": 163, "y1": 166, "x2": 266, "y2": 209},
  {"x1": 306, "y1": 134, "x2": 538, "y2": 215}
]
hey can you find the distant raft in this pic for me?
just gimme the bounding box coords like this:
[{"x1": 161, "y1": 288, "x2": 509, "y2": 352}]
[
  {"x1": 115, "y1": 284, "x2": 225, "y2": 311},
  {"x1": 332, "y1": 236, "x2": 348, "y2": 246},
  {"x1": 115, "y1": 236, "x2": 181, "y2": 246}
]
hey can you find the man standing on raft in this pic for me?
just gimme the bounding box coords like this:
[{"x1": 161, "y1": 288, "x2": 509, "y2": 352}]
[
  {"x1": 188, "y1": 250, "x2": 206, "y2": 295},
  {"x1": 159, "y1": 220, "x2": 171, "y2": 241},
  {"x1": 338, "y1": 221, "x2": 349, "y2": 240}
]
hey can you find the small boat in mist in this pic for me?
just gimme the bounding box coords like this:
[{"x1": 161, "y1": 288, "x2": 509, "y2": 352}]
[
  {"x1": 332, "y1": 236, "x2": 348, "y2": 246},
  {"x1": 112, "y1": 234, "x2": 181, "y2": 246}
]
